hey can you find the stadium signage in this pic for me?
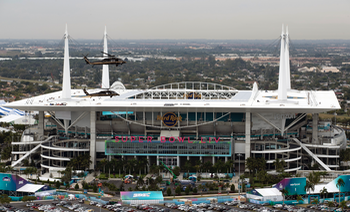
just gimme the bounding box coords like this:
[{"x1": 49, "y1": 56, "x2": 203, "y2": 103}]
[
  {"x1": 2, "y1": 177, "x2": 10, "y2": 182},
  {"x1": 114, "y1": 136, "x2": 221, "y2": 143},
  {"x1": 157, "y1": 112, "x2": 182, "y2": 127},
  {"x1": 273, "y1": 113, "x2": 296, "y2": 120}
]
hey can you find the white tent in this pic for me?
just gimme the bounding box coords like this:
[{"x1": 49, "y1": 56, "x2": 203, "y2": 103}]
[{"x1": 247, "y1": 188, "x2": 283, "y2": 202}]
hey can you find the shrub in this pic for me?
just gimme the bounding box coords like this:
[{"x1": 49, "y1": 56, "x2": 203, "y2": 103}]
[
  {"x1": 185, "y1": 186, "x2": 190, "y2": 195},
  {"x1": 175, "y1": 186, "x2": 181, "y2": 195},
  {"x1": 230, "y1": 184, "x2": 235, "y2": 192},
  {"x1": 166, "y1": 187, "x2": 172, "y2": 196},
  {"x1": 192, "y1": 187, "x2": 197, "y2": 194}
]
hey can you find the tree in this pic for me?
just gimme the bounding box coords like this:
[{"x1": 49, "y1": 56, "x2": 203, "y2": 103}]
[
  {"x1": 230, "y1": 184, "x2": 235, "y2": 193},
  {"x1": 340, "y1": 200, "x2": 347, "y2": 211},
  {"x1": 198, "y1": 184, "x2": 204, "y2": 196},
  {"x1": 311, "y1": 198, "x2": 319, "y2": 204},
  {"x1": 273, "y1": 158, "x2": 286, "y2": 173},
  {"x1": 21, "y1": 196, "x2": 36, "y2": 202},
  {"x1": 192, "y1": 187, "x2": 197, "y2": 194},
  {"x1": 280, "y1": 188, "x2": 288, "y2": 206},
  {"x1": 137, "y1": 178, "x2": 144, "y2": 186},
  {"x1": 336, "y1": 178, "x2": 345, "y2": 203},
  {"x1": 55, "y1": 180, "x2": 61, "y2": 189},
  {"x1": 74, "y1": 183, "x2": 79, "y2": 190},
  {"x1": 0, "y1": 194, "x2": 11, "y2": 204},
  {"x1": 202, "y1": 161, "x2": 213, "y2": 176},
  {"x1": 166, "y1": 187, "x2": 172, "y2": 196},
  {"x1": 320, "y1": 187, "x2": 328, "y2": 203},
  {"x1": 93, "y1": 184, "x2": 97, "y2": 193},
  {"x1": 99, "y1": 158, "x2": 108, "y2": 173},
  {"x1": 327, "y1": 201, "x2": 335, "y2": 207},
  {"x1": 175, "y1": 186, "x2": 182, "y2": 195},
  {"x1": 183, "y1": 160, "x2": 192, "y2": 178},
  {"x1": 304, "y1": 180, "x2": 314, "y2": 197},
  {"x1": 296, "y1": 195, "x2": 303, "y2": 204},
  {"x1": 185, "y1": 186, "x2": 190, "y2": 195},
  {"x1": 172, "y1": 166, "x2": 180, "y2": 176}
]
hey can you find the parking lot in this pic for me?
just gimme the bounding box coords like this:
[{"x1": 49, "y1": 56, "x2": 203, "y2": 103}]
[{"x1": 5, "y1": 198, "x2": 349, "y2": 212}]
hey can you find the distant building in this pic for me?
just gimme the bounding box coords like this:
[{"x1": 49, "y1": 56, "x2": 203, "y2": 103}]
[{"x1": 321, "y1": 66, "x2": 340, "y2": 73}]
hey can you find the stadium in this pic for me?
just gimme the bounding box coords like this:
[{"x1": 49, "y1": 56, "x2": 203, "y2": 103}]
[{"x1": 6, "y1": 26, "x2": 345, "y2": 175}]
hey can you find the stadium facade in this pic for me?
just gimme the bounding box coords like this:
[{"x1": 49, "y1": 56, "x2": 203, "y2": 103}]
[{"x1": 7, "y1": 25, "x2": 345, "y2": 174}]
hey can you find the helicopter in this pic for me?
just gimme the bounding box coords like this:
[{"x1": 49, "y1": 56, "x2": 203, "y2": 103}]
[
  {"x1": 84, "y1": 51, "x2": 127, "y2": 67},
  {"x1": 83, "y1": 88, "x2": 119, "y2": 98}
]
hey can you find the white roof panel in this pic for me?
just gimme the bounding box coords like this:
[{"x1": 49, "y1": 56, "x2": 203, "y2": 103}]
[
  {"x1": 255, "y1": 188, "x2": 282, "y2": 197},
  {"x1": 0, "y1": 115, "x2": 23, "y2": 123},
  {"x1": 16, "y1": 184, "x2": 45, "y2": 193}
]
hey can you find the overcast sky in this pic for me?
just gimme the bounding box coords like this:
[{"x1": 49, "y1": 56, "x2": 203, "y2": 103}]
[{"x1": 1, "y1": 0, "x2": 349, "y2": 40}]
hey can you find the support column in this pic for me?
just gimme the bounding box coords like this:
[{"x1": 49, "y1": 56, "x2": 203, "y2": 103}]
[
  {"x1": 212, "y1": 156, "x2": 215, "y2": 165},
  {"x1": 147, "y1": 156, "x2": 150, "y2": 172},
  {"x1": 157, "y1": 156, "x2": 159, "y2": 166},
  {"x1": 38, "y1": 111, "x2": 44, "y2": 138},
  {"x1": 89, "y1": 111, "x2": 96, "y2": 170},
  {"x1": 225, "y1": 157, "x2": 228, "y2": 162},
  {"x1": 312, "y1": 113, "x2": 319, "y2": 144},
  {"x1": 245, "y1": 112, "x2": 251, "y2": 160},
  {"x1": 187, "y1": 156, "x2": 189, "y2": 160},
  {"x1": 177, "y1": 156, "x2": 180, "y2": 167}
]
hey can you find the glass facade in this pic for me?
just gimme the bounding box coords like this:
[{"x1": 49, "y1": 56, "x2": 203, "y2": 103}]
[{"x1": 105, "y1": 140, "x2": 231, "y2": 156}]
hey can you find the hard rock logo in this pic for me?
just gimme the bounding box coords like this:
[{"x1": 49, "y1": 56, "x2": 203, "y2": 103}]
[{"x1": 157, "y1": 112, "x2": 182, "y2": 127}]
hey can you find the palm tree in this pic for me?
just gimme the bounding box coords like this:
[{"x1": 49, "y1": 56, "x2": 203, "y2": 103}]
[
  {"x1": 214, "y1": 160, "x2": 225, "y2": 176},
  {"x1": 183, "y1": 160, "x2": 192, "y2": 178},
  {"x1": 110, "y1": 158, "x2": 117, "y2": 175},
  {"x1": 280, "y1": 188, "x2": 288, "y2": 206},
  {"x1": 327, "y1": 201, "x2": 335, "y2": 207},
  {"x1": 99, "y1": 158, "x2": 108, "y2": 173},
  {"x1": 223, "y1": 159, "x2": 234, "y2": 174},
  {"x1": 195, "y1": 160, "x2": 202, "y2": 176},
  {"x1": 311, "y1": 198, "x2": 319, "y2": 204},
  {"x1": 304, "y1": 180, "x2": 315, "y2": 202},
  {"x1": 336, "y1": 178, "x2": 345, "y2": 203},
  {"x1": 296, "y1": 195, "x2": 303, "y2": 204},
  {"x1": 339, "y1": 200, "x2": 347, "y2": 211},
  {"x1": 202, "y1": 161, "x2": 212, "y2": 176},
  {"x1": 320, "y1": 187, "x2": 328, "y2": 203}
]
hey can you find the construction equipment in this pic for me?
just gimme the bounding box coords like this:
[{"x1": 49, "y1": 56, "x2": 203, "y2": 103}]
[{"x1": 158, "y1": 159, "x2": 177, "y2": 185}]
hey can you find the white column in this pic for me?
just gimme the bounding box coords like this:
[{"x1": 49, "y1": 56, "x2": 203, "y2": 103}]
[
  {"x1": 38, "y1": 111, "x2": 44, "y2": 137},
  {"x1": 101, "y1": 26, "x2": 109, "y2": 89},
  {"x1": 245, "y1": 112, "x2": 251, "y2": 160},
  {"x1": 187, "y1": 156, "x2": 189, "y2": 160},
  {"x1": 225, "y1": 157, "x2": 228, "y2": 162},
  {"x1": 62, "y1": 24, "x2": 71, "y2": 99},
  {"x1": 212, "y1": 156, "x2": 215, "y2": 165},
  {"x1": 157, "y1": 156, "x2": 159, "y2": 166},
  {"x1": 177, "y1": 156, "x2": 180, "y2": 167},
  {"x1": 89, "y1": 111, "x2": 96, "y2": 170},
  {"x1": 312, "y1": 113, "x2": 318, "y2": 144}
]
